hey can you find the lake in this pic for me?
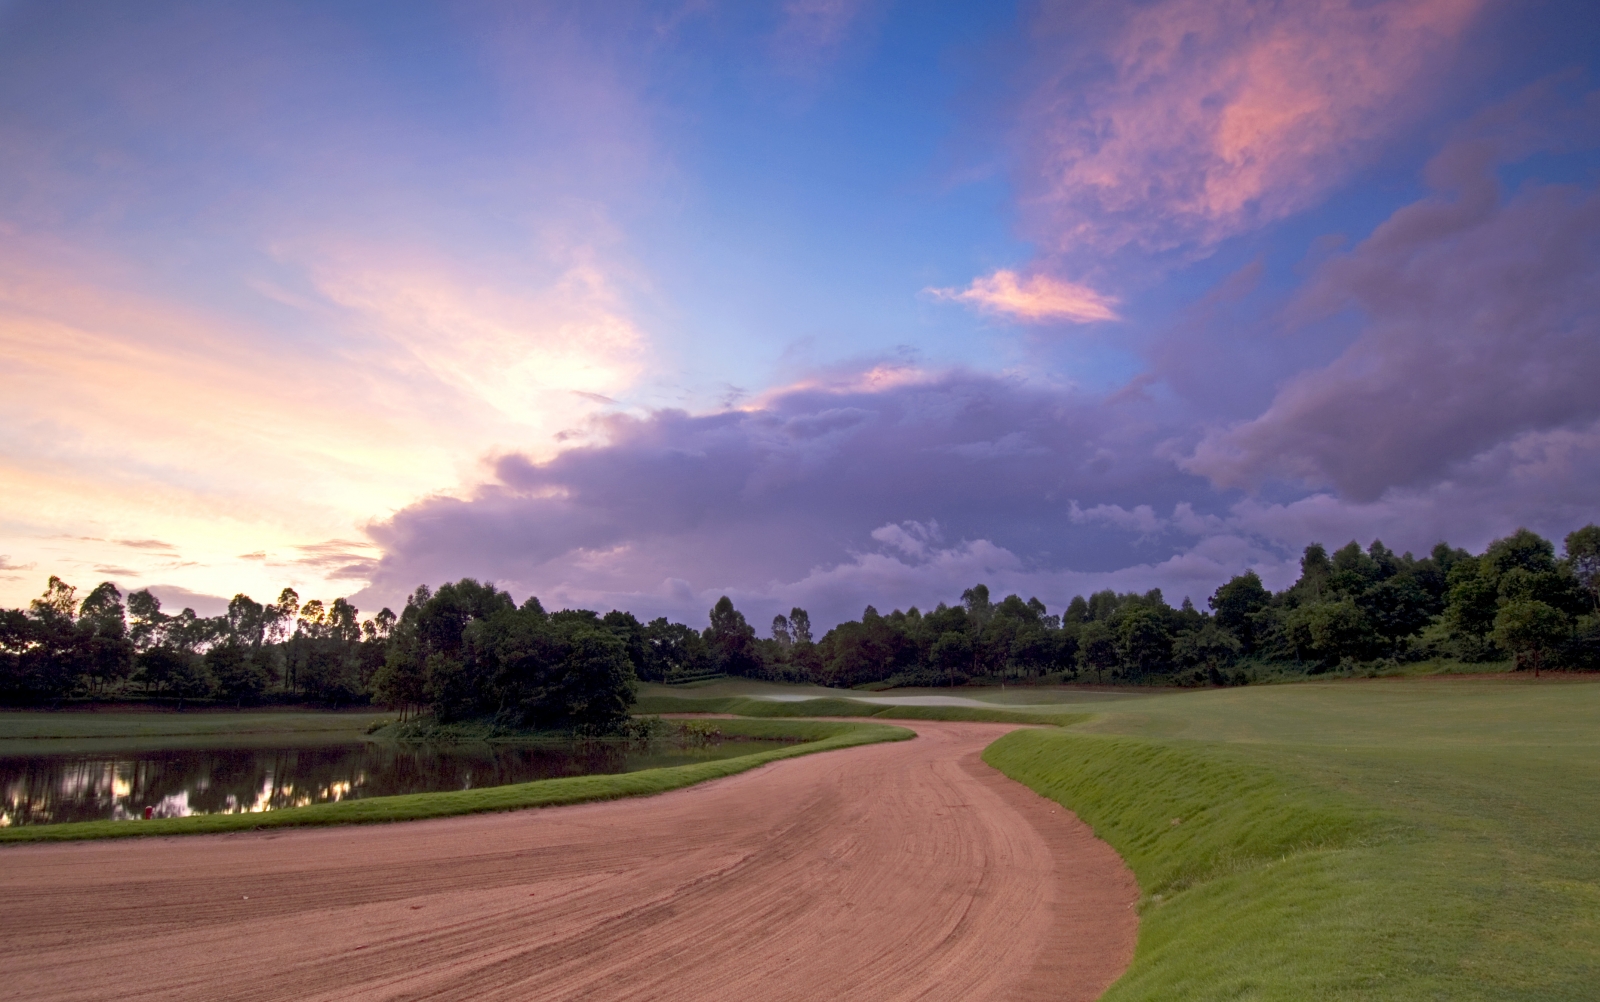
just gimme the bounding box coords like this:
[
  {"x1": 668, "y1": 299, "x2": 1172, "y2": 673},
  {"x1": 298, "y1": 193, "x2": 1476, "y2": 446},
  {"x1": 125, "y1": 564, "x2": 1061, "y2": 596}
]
[{"x1": 0, "y1": 737, "x2": 783, "y2": 827}]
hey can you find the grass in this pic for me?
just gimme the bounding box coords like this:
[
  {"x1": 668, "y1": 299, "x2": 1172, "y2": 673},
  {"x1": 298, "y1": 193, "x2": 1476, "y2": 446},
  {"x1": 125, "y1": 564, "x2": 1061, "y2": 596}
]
[
  {"x1": 0, "y1": 708, "x2": 393, "y2": 755},
  {"x1": 0, "y1": 708, "x2": 392, "y2": 740},
  {"x1": 984, "y1": 675, "x2": 1600, "y2": 1001},
  {"x1": 632, "y1": 692, "x2": 1088, "y2": 727},
  {"x1": 0, "y1": 718, "x2": 910, "y2": 844}
]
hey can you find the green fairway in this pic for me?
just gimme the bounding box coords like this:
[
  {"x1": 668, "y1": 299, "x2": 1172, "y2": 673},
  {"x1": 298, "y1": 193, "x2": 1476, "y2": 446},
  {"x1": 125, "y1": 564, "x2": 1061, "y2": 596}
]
[
  {"x1": 0, "y1": 718, "x2": 910, "y2": 843},
  {"x1": 985, "y1": 676, "x2": 1600, "y2": 1001}
]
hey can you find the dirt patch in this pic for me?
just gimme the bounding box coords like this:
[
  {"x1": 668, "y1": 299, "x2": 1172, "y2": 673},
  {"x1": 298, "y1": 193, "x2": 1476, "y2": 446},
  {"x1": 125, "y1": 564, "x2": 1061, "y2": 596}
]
[{"x1": 0, "y1": 721, "x2": 1137, "y2": 1001}]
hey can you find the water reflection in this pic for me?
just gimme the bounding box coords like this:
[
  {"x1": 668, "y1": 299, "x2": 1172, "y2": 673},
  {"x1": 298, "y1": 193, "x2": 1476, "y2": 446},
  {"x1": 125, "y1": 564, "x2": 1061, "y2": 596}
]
[{"x1": 0, "y1": 739, "x2": 780, "y2": 826}]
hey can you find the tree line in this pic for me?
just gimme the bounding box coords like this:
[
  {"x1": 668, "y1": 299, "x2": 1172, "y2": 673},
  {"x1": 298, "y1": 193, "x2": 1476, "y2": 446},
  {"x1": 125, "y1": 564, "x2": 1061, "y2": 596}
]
[{"x1": 3, "y1": 525, "x2": 1596, "y2": 723}]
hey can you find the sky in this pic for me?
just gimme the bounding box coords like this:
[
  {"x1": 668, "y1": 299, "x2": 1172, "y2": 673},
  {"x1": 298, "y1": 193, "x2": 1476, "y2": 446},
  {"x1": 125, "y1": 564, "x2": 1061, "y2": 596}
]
[{"x1": 2, "y1": 0, "x2": 1598, "y2": 629}]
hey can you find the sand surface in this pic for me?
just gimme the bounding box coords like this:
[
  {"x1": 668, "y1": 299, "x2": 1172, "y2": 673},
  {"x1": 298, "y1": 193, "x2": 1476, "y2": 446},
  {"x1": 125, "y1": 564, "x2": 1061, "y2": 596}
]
[{"x1": 1, "y1": 721, "x2": 1138, "y2": 1001}]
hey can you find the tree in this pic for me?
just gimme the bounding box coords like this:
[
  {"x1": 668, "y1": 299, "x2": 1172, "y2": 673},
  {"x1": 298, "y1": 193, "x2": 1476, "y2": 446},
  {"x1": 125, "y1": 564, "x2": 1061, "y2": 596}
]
[
  {"x1": 771, "y1": 614, "x2": 793, "y2": 646},
  {"x1": 819, "y1": 611, "x2": 904, "y2": 687},
  {"x1": 602, "y1": 610, "x2": 656, "y2": 680},
  {"x1": 127, "y1": 589, "x2": 167, "y2": 649},
  {"x1": 1086, "y1": 590, "x2": 1121, "y2": 622},
  {"x1": 1360, "y1": 575, "x2": 1434, "y2": 644},
  {"x1": 1172, "y1": 623, "x2": 1241, "y2": 676},
  {"x1": 1117, "y1": 606, "x2": 1171, "y2": 678},
  {"x1": 1483, "y1": 528, "x2": 1557, "y2": 579},
  {"x1": 389, "y1": 579, "x2": 515, "y2": 716},
  {"x1": 643, "y1": 618, "x2": 710, "y2": 681},
  {"x1": 1492, "y1": 600, "x2": 1569, "y2": 677},
  {"x1": 372, "y1": 636, "x2": 427, "y2": 718},
  {"x1": 961, "y1": 584, "x2": 993, "y2": 624},
  {"x1": 1078, "y1": 621, "x2": 1118, "y2": 684},
  {"x1": 1, "y1": 609, "x2": 73, "y2": 702},
  {"x1": 1284, "y1": 598, "x2": 1379, "y2": 669},
  {"x1": 1063, "y1": 595, "x2": 1090, "y2": 624},
  {"x1": 136, "y1": 645, "x2": 213, "y2": 698},
  {"x1": 929, "y1": 630, "x2": 972, "y2": 687},
  {"x1": 1291, "y1": 543, "x2": 1333, "y2": 601},
  {"x1": 77, "y1": 582, "x2": 133, "y2": 691},
  {"x1": 1210, "y1": 571, "x2": 1269, "y2": 652},
  {"x1": 788, "y1": 607, "x2": 813, "y2": 645},
  {"x1": 1445, "y1": 558, "x2": 1499, "y2": 640},
  {"x1": 705, "y1": 596, "x2": 759, "y2": 676},
  {"x1": 547, "y1": 627, "x2": 637, "y2": 732},
  {"x1": 31, "y1": 576, "x2": 78, "y2": 621},
  {"x1": 1564, "y1": 524, "x2": 1600, "y2": 610},
  {"x1": 207, "y1": 641, "x2": 268, "y2": 702}
]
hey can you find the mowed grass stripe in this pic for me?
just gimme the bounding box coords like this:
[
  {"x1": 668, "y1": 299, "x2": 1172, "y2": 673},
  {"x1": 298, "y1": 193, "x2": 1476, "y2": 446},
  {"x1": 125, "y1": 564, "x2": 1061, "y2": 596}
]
[{"x1": 0, "y1": 719, "x2": 911, "y2": 844}]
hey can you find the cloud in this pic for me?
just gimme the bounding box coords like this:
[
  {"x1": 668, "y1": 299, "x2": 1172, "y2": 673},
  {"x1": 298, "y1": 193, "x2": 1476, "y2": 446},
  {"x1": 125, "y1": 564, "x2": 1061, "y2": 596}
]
[
  {"x1": 114, "y1": 539, "x2": 177, "y2": 551},
  {"x1": 292, "y1": 539, "x2": 381, "y2": 580},
  {"x1": 1188, "y1": 88, "x2": 1600, "y2": 499},
  {"x1": 928, "y1": 270, "x2": 1120, "y2": 324},
  {"x1": 870, "y1": 520, "x2": 943, "y2": 559},
  {"x1": 307, "y1": 248, "x2": 648, "y2": 435},
  {"x1": 356, "y1": 367, "x2": 1228, "y2": 626},
  {"x1": 1214, "y1": 417, "x2": 1600, "y2": 582},
  {"x1": 143, "y1": 585, "x2": 231, "y2": 618},
  {"x1": 1069, "y1": 502, "x2": 1165, "y2": 537},
  {"x1": 354, "y1": 340, "x2": 1600, "y2": 629},
  {"x1": 1019, "y1": 0, "x2": 1483, "y2": 253}
]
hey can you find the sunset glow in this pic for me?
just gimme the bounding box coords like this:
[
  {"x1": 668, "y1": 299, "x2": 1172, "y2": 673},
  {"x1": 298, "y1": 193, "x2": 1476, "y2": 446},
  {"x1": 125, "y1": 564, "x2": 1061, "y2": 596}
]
[{"x1": 1, "y1": 0, "x2": 1596, "y2": 628}]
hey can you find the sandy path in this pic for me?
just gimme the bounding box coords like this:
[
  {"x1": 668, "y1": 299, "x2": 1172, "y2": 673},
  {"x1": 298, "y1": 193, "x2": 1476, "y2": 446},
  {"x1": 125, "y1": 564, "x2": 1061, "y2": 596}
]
[{"x1": 0, "y1": 721, "x2": 1137, "y2": 1001}]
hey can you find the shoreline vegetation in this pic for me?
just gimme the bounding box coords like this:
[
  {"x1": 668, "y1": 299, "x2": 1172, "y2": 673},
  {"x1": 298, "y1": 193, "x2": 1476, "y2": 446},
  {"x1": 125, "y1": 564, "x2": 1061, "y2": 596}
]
[
  {"x1": 4, "y1": 527, "x2": 1597, "y2": 728},
  {"x1": 0, "y1": 717, "x2": 912, "y2": 844}
]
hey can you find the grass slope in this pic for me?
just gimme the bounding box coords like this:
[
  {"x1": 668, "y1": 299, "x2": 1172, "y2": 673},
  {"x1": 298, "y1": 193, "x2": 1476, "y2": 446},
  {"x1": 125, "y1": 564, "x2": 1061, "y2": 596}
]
[
  {"x1": 0, "y1": 719, "x2": 910, "y2": 845},
  {"x1": 986, "y1": 677, "x2": 1600, "y2": 1001},
  {"x1": 633, "y1": 693, "x2": 1088, "y2": 727}
]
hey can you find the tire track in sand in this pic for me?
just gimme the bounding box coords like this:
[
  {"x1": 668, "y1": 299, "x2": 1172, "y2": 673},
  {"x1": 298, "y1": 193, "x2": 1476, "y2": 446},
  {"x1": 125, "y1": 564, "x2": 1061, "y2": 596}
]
[{"x1": 0, "y1": 721, "x2": 1137, "y2": 1001}]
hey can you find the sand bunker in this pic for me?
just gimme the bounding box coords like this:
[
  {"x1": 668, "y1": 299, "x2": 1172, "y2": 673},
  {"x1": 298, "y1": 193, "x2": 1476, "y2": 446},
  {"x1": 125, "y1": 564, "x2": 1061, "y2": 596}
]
[{"x1": 1, "y1": 721, "x2": 1137, "y2": 1001}]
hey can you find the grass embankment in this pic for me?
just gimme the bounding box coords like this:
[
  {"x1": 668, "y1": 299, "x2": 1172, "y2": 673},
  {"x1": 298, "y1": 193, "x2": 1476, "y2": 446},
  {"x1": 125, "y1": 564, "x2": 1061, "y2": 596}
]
[
  {"x1": 986, "y1": 678, "x2": 1600, "y2": 1001},
  {"x1": 633, "y1": 693, "x2": 1087, "y2": 727},
  {"x1": 0, "y1": 718, "x2": 911, "y2": 845}
]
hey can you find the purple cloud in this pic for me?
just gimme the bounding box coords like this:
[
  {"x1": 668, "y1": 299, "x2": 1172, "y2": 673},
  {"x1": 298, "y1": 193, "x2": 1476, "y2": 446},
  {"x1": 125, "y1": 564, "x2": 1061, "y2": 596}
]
[
  {"x1": 359, "y1": 75, "x2": 1600, "y2": 631},
  {"x1": 1188, "y1": 86, "x2": 1600, "y2": 500},
  {"x1": 358, "y1": 368, "x2": 1220, "y2": 625},
  {"x1": 357, "y1": 356, "x2": 1600, "y2": 628}
]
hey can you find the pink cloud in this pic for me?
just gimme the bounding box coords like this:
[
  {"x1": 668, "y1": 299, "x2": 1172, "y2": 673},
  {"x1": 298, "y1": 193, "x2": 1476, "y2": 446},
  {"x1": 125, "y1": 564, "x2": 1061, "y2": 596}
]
[
  {"x1": 1020, "y1": 0, "x2": 1484, "y2": 253},
  {"x1": 929, "y1": 270, "x2": 1120, "y2": 323}
]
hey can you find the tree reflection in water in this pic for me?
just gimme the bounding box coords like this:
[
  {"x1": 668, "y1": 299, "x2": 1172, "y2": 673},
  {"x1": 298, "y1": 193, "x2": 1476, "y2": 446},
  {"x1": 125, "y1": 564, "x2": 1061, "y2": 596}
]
[{"x1": 0, "y1": 739, "x2": 776, "y2": 826}]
